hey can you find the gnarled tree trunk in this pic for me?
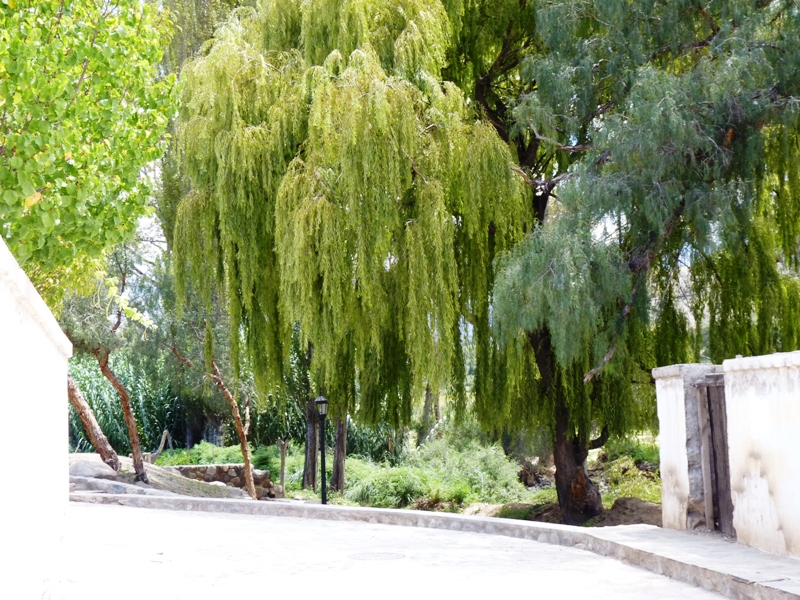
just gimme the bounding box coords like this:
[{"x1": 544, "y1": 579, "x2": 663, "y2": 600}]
[
  {"x1": 94, "y1": 348, "x2": 148, "y2": 483},
  {"x1": 331, "y1": 417, "x2": 347, "y2": 492},
  {"x1": 67, "y1": 375, "x2": 120, "y2": 472},
  {"x1": 552, "y1": 399, "x2": 604, "y2": 524},
  {"x1": 529, "y1": 327, "x2": 603, "y2": 525}
]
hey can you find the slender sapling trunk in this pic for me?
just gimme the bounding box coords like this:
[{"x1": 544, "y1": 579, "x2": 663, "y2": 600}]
[{"x1": 67, "y1": 374, "x2": 120, "y2": 471}]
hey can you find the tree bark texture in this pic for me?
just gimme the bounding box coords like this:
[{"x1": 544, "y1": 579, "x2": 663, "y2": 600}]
[
  {"x1": 553, "y1": 399, "x2": 604, "y2": 525},
  {"x1": 277, "y1": 439, "x2": 289, "y2": 498},
  {"x1": 303, "y1": 398, "x2": 318, "y2": 491},
  {"x1": 529, "y1": 327, "x2": 603, "y2": 525},
  {"x1": 67, "y1": 375, "x2": 120, "y2": 472},
  {"x1": 331, "y1": 417, "x2": 347, "y2": 492},
  {"x1": 93, "y1": 349, "x2": 148, "y2": 483}
]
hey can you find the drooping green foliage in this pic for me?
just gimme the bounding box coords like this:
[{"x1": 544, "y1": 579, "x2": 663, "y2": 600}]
[
  {"x1": 0, "y1": 1, "x2": 176, "y2": 291},
  {"x1": 175, "y1": 0, "x2": 529, "y2": 424},
  {"x1": 494, "y1": 0, "x2": 800, "y2": 442}
]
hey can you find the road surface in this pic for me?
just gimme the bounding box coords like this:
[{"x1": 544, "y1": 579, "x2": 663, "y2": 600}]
[{"x1": 61, "y1": 502, "x2": 724, "y2": 599}]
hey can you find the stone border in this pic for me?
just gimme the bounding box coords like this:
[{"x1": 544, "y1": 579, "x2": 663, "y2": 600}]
[
  {"x1": 168, "y1": 464, "x2": 272, "y2": 497},
  {"x1": 70, "y1": 493, "x2": 798, "y2": 600}
]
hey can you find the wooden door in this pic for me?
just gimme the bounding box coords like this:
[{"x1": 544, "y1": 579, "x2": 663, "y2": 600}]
[{"x1": 697, "y1": 373, "x2": 736, "y2": 537}]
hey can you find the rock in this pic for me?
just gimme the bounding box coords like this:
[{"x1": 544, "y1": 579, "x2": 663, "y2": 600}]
[
  {"x1": 69, "y1": 476, "x2": 179, "y2": 497},
  {"x1": 69, "y1": 460, "x2": 118, "y2": 480},
  {"x1": 210, "y1": 481, "x2": 227, "y2": 487},
  {"x1": 230, "y1": 477, "x2": 241, "y2": 486}
]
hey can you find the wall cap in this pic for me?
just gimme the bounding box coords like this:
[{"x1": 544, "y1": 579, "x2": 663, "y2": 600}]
[
  {"x1": 723, "y1": 351, "x2": 800, "y2": 373},
  {"x1": 0, "y1": 237, "x2": 72, "y2": 359},
  {"x1": 652, "y1": 363, "x2": 720, "y2": 381}
]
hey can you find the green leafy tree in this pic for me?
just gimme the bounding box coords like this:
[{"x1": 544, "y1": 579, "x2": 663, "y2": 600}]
[
  {"x1": 172, "y1": 0, "x2": 800, "y2": 523},
  {"x1": 0, "y1": 0, "x2": 175, "y2": 300},
  {"x1": 494, "y1": 0, "x2": 800, "y2": 522},
  {"x1": 173, "y1": 0, "x2": 529, "y2": 486},
  {"x1": 61, "y1": 243, "x2": 157, "y2": 482}
]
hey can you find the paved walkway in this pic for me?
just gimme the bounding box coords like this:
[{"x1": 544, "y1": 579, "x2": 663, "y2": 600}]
[
  {"x1": 64, "y1": 502, "x2": 726, "y2": 600},
  {"x1": 67, "y1": 494, "x2": 800, "y2": 599}
]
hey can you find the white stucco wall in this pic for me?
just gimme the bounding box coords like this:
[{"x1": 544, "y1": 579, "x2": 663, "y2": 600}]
[
  {"x1": 723, "y1": 352, "x2": 800, "y2": 558},
  {"x1": 653, "y1": 364, "x2": 718, "y2": 531},
  {"x1": 0, "y1": 238, "x2": 72, "y2": 599}
]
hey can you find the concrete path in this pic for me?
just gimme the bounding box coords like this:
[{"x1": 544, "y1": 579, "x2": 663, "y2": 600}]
[
  {"x1": 63, "y1": 502, "x2": 726, "y2": 600},
  {"x1": 68, "y1": 494, "x2": 800, "y2": 600}
]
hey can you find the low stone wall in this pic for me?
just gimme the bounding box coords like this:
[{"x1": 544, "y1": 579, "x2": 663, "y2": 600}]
[{"x1": 172, "y1": 464, "x2": 272, "y2": 499}]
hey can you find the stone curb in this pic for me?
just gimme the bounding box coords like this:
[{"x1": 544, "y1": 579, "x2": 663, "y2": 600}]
[{"x1": 70, "y1": 493, "x2": 797, "y2": 600}]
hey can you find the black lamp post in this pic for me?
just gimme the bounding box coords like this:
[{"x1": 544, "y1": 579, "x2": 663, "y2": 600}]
[{"x1": 315, "y1": 396, "x2": 328, "y2": 505}]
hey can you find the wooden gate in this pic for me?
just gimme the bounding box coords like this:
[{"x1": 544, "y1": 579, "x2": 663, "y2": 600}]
[{"x1": 696, "y1": 372, "x2": 736, "y2": 537}]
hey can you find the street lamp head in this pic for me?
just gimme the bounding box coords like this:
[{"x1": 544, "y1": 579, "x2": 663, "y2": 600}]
[{"x1": 315, "y1": 396, "x2": 328, "y2": 416}]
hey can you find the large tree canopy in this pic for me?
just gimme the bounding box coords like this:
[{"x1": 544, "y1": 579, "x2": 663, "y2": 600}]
[
  {"x1": 175, "y1": 0, "x2": 800, "y2": 523},
  {"x1": 175, "y1": 0, "x2": 529, "y2": 424},
  {"x1": 0, "y1": 0, "x2": 175, "y2": 291},
  {"x1": 493, "y1": 0, "x2": 800, "y2": 520}
]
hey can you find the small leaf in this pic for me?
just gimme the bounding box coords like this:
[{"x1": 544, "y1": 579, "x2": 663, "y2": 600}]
[{"x1": 24, "y1": 192, "x2": 42, "y2": 207}]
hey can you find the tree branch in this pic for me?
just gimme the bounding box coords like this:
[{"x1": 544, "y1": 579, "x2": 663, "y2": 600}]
[{"x1": 589, "y1": 425, "x2": 610, "y2": 450}]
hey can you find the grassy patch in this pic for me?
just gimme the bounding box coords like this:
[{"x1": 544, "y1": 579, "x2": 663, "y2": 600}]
[
  {"x1": 598, "y1": 456, "x2": 661, "y2": 507},
  {"x1": 156, "y1": 441, "x2": 247, "y2": 466}
]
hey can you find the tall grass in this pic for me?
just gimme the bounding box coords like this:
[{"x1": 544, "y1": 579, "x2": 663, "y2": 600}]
[{"x1": 69, "y1": 354, "x2": 183, "y2": 454}]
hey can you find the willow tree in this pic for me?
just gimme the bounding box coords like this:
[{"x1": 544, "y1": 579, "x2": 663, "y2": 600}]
[
  {"x1": 174, "y1": 0, "x2": 528, "y2": 484},
  {"x1": 494, "y1": 0, "x2": 800, "y2": 522}
]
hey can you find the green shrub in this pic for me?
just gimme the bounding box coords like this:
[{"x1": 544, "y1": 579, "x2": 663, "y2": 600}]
[
  {"x1": 252, "y1": 445, "x2": 279, "y2": 472},
  {"x1": 604, "y1": 436, "x2": 660, "y2": 465},
  {"x1": 341, "y1": 437, "x2": 528, "y2": 509},
  {"x1": 156, "y1": 441, "x2": 245, "y2": 466},
  {"x1": 409, "y1": 438, "x2": 528, "y2": 505},
  {"x1": 345, "y1": 465, "x2": 429, "y2": 508},
  {"x1": 602, "y1": 456, "x2": 662, "y2": 505}
]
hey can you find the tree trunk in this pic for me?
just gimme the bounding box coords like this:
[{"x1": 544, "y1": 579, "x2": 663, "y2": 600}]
[
  {"x1": 528, "y1": 327, "x2": 603, "y2": 525},
  {"x1": 94, "y1": 349, "x2": 148, "y2": 483},
  {"x1": 552, "y1": 398, "x2": 603, "y2": 524},
  {"x1": 168, "y1": 344, "x2": 257, "y2": 499},
  {"x1": 303, "y1": 398, "x2": 318, "y2": 491},
  {"x1": 277, "y1": 439, "x2": 289, "y2": 498},
  {"x1": 67, "y1": 375, "x2": 120, "y2": 472},
  {"x1": 210, "y1": 362, "x2": 258, "y2": 500},
  {"x1": 417, "y1": 386, "x2": 436, "y2": 447},
  {"x1": 331, "y1": 417, "x2": 347, "y2": 492}
]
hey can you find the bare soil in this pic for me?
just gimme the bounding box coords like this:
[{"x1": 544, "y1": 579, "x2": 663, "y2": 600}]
[{"x1": 463, "y1": 497, "x2": 662, "y2": 527}]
